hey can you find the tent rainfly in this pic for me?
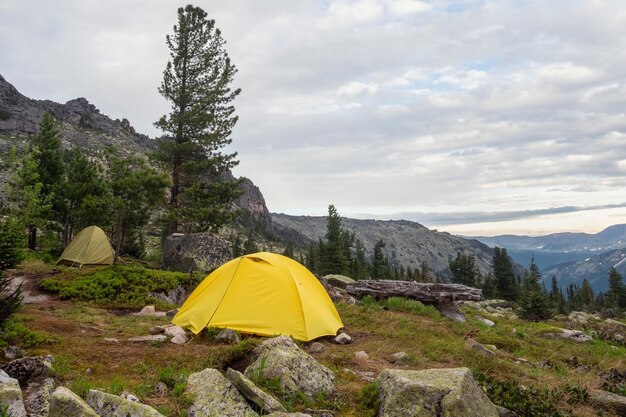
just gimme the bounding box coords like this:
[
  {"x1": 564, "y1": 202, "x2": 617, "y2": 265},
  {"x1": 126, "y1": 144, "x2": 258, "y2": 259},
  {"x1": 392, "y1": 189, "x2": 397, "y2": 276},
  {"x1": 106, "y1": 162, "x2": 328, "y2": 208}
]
[
  {"x1": 172, "y1": 252, "x2": 344, "y2": 342},
  {"x1": 56, "y1": 226, "x2": 114, "y2": 267}
]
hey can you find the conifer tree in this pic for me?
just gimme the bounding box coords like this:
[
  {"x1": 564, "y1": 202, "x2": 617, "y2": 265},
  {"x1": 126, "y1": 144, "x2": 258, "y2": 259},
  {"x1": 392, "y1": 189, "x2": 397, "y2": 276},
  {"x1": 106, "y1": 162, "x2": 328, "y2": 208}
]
[
  {"x1": 607, "y1": 267, "x2": 626, "y2": 309},
  {"x1": 0, "y1": 219, "x2": 24, "y2": 326},
  {"x1": 491, "y1": 247, "x2": 518, "y2": 301},
  {"x1": 154, "y1": 5, "x2": 242, "y2": 235},
  {"x1": 372, "y1": 239, "x2": 387, "y2": 279},
  {"x1": 449, "y1": 252, "x2": 479, "y2": 287},
  {"x1": 518, "y1": 258, "x2": 552, "y2": 321}
]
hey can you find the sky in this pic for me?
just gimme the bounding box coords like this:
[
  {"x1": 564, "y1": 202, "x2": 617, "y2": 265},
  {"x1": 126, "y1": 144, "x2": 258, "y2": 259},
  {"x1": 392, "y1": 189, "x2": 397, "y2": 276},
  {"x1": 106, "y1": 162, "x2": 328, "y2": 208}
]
[{"x1": 1, "y1": 0, "x2": 626, "y2": 237}]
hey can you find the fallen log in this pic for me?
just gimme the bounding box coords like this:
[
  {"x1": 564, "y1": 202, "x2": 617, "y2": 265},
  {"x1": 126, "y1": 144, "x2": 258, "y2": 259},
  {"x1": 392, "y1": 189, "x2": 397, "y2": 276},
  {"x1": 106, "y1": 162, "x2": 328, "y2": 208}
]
[
  {"x1": 345, "y1": 280, "x2": 482, "y2": 303},
  {"x1": 345, "y1": 280, "x2": 482, "y2": 322}
]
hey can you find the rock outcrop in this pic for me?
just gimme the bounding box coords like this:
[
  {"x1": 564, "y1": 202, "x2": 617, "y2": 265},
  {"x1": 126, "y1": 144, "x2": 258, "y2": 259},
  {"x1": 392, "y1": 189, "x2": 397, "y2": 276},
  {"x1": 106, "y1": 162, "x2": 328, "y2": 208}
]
[
  {"x1": 245, "y1": 336, "x2": 335, "y2": 399},
  {"x1": 378, "y1": 367, "x2": 500, "y2": 417},
  {"x1": 87, "y1": 389, "x2": 165, "y2": 417},
  {"x1": 186, "y1": 368, "x2": 257, "y2": 417},
  {"x1": 590, "y1": 389, "x2": 626, "y2": 414},
  {"x1": 162, "y1": 232, "x2": 232, "y2": 273},
  {"x1": 0, "y1": 369, "x2": 27, "y2": 417},
  {"x1": 49, "y1": 387, "x2": 99, "y2": 417},
  {"x1": 1, "y1": 355, "x2": 53, "y2": 388}
]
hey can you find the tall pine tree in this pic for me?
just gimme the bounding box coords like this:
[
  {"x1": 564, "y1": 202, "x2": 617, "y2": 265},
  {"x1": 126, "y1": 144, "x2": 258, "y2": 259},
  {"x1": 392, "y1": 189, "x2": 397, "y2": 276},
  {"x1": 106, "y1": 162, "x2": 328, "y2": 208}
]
[
  {"x1": 491, "y1": 247, "x2": 518, "y2": 301},
  {"x1": 154, "y1": 5, "x2": 242, "y2": 235}
]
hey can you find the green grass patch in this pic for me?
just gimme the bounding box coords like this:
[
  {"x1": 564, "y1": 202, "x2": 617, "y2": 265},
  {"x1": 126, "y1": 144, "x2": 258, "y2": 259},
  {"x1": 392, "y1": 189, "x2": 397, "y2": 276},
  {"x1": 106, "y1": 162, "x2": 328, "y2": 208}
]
[
  {"x1": 40, "y1": 264, "x2": 201, "y2": 308},
  {"x1": 0, "y1": 315, "x2": 54, "y2": 348}
]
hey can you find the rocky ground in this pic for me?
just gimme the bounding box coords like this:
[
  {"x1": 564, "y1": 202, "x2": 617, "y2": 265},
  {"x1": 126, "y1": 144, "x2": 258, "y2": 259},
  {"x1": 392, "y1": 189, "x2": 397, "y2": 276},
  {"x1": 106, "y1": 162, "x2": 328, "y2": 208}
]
[{"x1": 2, "y1": 263, "x2": 626, "y2": 416}]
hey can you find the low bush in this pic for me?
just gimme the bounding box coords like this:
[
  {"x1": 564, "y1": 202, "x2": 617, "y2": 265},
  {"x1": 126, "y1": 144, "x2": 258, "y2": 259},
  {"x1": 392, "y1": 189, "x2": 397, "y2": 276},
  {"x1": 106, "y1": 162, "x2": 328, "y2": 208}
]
[{"x1": 39, "y1": 265, "x2": 201, "y2": 308}]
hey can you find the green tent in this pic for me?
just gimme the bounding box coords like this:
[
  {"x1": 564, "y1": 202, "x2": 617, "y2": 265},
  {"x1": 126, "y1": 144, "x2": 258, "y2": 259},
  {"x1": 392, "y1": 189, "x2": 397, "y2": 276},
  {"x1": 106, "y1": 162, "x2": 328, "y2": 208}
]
[{"x1": 56, "y1": 226, "x2": 114, "y2": 267}]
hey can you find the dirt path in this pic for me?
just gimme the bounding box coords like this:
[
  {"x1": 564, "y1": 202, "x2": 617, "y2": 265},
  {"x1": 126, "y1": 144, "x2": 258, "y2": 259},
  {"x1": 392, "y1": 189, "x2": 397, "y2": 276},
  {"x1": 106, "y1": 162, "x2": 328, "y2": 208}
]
[{"x1": 6, "y1": 269, "x2": 57, "y2": 304}]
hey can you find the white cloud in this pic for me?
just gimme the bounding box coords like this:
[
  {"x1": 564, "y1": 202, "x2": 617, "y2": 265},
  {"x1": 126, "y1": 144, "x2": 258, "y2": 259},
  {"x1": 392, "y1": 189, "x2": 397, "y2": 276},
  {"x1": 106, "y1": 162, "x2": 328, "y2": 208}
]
[
  {"x1": 337, "y1": 81, "x2": 379, "y2": 95},
  {"x1": 2, "y1": 0, "x2": 626, "y2": 235},
  {"x1": 386, "y1": 0, "x2": 432, "y2": 15}
]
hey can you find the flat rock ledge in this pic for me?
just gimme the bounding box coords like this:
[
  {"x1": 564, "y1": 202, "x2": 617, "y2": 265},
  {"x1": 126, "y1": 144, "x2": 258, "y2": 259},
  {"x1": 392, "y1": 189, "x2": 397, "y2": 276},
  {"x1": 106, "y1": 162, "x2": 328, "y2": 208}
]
[
  {"x1": 378, "y1": 367, "x2": 500, "y2": 417},
  {"x1": 186, "y1": 368, "x2": 257, "y2": 417},
  {"x1": 87, "y1": 389, "x2": 165, "y2": 417},
  {"x1": 590, "y1": 389, "x2": 626, "y2": 414},
  {"x1": 245, "y1": 336, "x2": 335, "y2": 399}
]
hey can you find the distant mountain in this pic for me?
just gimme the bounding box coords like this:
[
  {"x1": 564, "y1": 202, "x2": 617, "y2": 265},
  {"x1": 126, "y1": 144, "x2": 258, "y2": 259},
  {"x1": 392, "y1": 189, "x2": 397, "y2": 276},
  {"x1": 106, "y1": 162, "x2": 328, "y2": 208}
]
[
  {"x1": 470, "y1": 224, "x2": 626, "y2": 254},
  {"x1": 541, "y1": 249, "x2": 626, "y2": 293},
  {"x1": 272, "y1": 213, "x2": 500, "y2": 279}
]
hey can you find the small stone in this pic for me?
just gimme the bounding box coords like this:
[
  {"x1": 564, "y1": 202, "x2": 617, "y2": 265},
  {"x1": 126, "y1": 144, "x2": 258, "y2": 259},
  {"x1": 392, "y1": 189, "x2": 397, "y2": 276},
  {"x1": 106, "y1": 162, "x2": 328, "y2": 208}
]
[
  {"x1": 86, "y1": 368, "x2": 93, "y2": 375},
  {"x1": 389, "y1": 352, "x2": 408, "y2": 363},
  {"x1": 164, "y1": 325, "x2": 186, "y2": 338},
  {"x1": 137, "y1": 305, "x2": 156, "y2": 316},
  {"x1": 103, "y1": 338, "x2": 119, "y2": 343},
  {"x1": 356, "y1": 371, "x2": 375, "y2": 381},
  {"x1": 309, "y1": 342, "x2": 324, "y2": 353},
  {"x1": 4, "y1": 346, "x2": 23, "y2": 360},
  {"x1": 216, "y1": 328, "x2": 240, "y2": 344},
  {"x1": 166, "y1": 309, "x2": 178, "y2": 317},
  {"x1": 614, "y1": 334, "x2": 624, "y2": 342},
  {"x1": 334, "y1": 332, "x2": 352, "y2": 345},
  {"x1": 171, "y1": 334, "x2": 189, "y2": 344},
  {"x1": 354, "y1": 351, "x2": 369, "y2": 360},
  {"x1": 150, "y1": 325, "x2": 172, "y2": 335},
  {"x1": 475, "y1": 316, "x2": 496, "y2": 327},
  {"x1": 127, "y1": 335, "x2": 167, "y2": 343},
  {"x1": 155, "y1": 382, "x2": 169, "y2": 397}
]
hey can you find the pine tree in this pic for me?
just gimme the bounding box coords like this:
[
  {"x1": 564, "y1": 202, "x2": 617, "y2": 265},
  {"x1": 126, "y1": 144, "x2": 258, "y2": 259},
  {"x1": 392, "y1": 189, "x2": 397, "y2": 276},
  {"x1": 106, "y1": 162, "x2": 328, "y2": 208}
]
[
  {"x1": 371, "y1": 239, "x2": 387, "y2": 279},
  {"x1": 350, "y1": 238, "x2": 368, "y2": 280},
  {"x1": 59, "y1": 147, "x2": 105, "y2": 245},
  {"x1": 449, "y1": 252, "x2": 478, "y2": 287},
  {"x1": 579, "y1": 279, "x2": 595, "y2": 311},
  {"x1": 492, "y1": 247, "x2": 518, "y2": 301},
  {"x1": 607, "y1": 267, "x2": 626, "y2": 309},
  {"x1": 105, "y1": 151, "x2": 171, "y2": 264},
  {"x1": 320, "y1": 205, "x2": 349, "y2": 275},
  {"x1": 518, "y1": 258, "x2": 552, "y2": 321},
  {"x1": 0, "y1": 219, "x2": 24, "y2": 326},
  {"x1": 481, "y1": 273, "x2": 497, "y2": 299},
  {"x1": 154, "y1": 5, "x2": 242, "y2": 235},
  {"x1": 282, "y1": 242, "x2": 294, "y2": 259}
]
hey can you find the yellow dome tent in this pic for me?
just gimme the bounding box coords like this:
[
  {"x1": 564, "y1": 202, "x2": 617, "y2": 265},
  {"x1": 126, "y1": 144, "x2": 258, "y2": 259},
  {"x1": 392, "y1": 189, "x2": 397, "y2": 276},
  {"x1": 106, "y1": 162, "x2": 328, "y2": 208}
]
[
  {"x1": 172, "y1": 252, "x2": 344, "y2": 341},
  {"x1": 56, "y1": 226, "x2": 114, "y2": 267}
]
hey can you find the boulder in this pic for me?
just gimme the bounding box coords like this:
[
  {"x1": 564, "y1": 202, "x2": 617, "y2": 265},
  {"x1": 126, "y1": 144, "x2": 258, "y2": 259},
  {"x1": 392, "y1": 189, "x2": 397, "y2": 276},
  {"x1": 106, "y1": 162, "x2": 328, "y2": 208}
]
[
  {"x1": 378, "y1": 367, "x2": 500, "y2": 417},
  {"x1": 149, "y1": 285, "x2": 191, "y2": 306},
  {"x1": 163, "y1": 232, "x2": 232, "y2": 273},
  {"x1": 590, "y1": 389, "x2": 626, "y2": 414},
  {"x1": 225, "y1": 368, "x2": 287, "y2": 414},
  {"x1": 164, "y1": 325, "x2": 186, "y2": 338},
  {"x1": 4, "y1": 345, "x2": 23, "y2": 360},
  {"x1": 0, "y1": 369, "x2": 27, "y2": 417},
  {"x1": 49, "y1": 387, "x2": 99, "y2": 417},
  {"x1": 216, "y1": 328, "x2": 241, "y2": 344},
  {"x1": 323, "y1": 274, "x2": 356, "y2": 289},
  {"x1": 87, "y1": 389, "x2": 165, "y2": 417},
  {"x1": 1, "y1": 355, "x2": 54, "y2": 388},
  {"x1": 266, "y1": 413, "x2": 312, "y2": 417},
  {"x1": 245, "y1": 336, "x2": 335, "y2": 398},
  {"x1": 186, "y1": 368, "x2": 257, "y2": 417},
  {"x1": 23, "y1": 377, "x2": 55, "y2": 416}
]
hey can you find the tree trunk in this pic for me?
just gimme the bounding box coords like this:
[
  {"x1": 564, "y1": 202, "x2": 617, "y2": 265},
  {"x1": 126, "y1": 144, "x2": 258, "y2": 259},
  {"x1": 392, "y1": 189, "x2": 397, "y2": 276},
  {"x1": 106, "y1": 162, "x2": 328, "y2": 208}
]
[
  {"x1": 27, "y1": 224, "x2": 37, "y2": 251},
  {"x1": 113, "y1": 209, "x2": 124, "y2": 265}
]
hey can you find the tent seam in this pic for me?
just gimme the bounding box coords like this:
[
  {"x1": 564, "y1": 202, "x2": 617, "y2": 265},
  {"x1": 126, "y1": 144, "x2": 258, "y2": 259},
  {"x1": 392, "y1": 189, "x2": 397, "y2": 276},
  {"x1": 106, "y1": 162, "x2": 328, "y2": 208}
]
[{"x1": 203, "y1": 255, "x2": 245, "y2": 330}]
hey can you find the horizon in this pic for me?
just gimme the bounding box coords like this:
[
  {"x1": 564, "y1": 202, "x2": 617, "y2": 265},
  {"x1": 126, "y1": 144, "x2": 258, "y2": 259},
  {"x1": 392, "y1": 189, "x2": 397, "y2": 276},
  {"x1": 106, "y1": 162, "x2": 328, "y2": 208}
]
[{"x1": 2, "y1": 1, "x2": 625, "y2": 237}]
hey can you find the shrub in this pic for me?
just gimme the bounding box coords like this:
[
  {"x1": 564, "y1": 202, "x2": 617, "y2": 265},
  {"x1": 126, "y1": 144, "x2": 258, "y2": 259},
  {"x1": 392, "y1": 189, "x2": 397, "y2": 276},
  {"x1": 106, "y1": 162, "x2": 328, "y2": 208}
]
[
  {"x1": 40, "y1": 265, "x2": 200, "y2": 307},
  {"x1": 359, "y1": 381, "x2": 381, "y2": 417}
]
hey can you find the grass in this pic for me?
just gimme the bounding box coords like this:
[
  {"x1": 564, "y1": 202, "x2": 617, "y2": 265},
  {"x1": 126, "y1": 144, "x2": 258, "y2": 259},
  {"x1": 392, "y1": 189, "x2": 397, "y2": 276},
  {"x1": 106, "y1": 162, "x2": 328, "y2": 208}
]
[{"x1": 5, "y1": 263, "x2": 625, "y2": 416}]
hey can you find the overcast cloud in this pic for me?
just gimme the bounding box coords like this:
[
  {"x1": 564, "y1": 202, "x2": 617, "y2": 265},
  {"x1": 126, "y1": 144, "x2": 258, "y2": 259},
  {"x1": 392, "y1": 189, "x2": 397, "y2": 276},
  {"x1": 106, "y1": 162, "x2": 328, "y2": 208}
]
[{"x1": 1, "y1": 0, "x2": 626, "y2": 235}]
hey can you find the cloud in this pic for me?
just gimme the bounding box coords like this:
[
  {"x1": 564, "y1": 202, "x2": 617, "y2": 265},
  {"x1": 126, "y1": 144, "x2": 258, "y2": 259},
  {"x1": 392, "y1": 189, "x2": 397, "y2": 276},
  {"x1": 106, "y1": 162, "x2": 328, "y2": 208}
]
[{"x1": 2, "y1": 0, "x2": 626, "y2": 235}]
